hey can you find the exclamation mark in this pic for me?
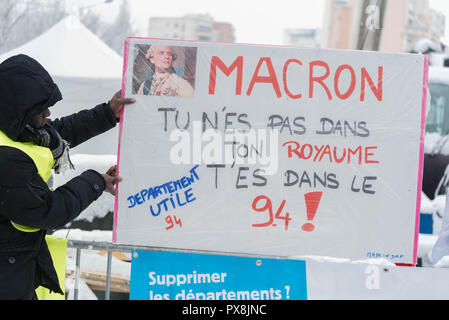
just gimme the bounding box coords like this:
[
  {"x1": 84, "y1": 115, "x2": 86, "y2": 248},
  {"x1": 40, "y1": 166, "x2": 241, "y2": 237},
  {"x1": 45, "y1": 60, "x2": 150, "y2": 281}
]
[
  {"x1": 284, "y1": 285, "x2": 290, "y2": 299},
  {"x1": 301, "y1": 192, "x2": 323, "y2": 232}
]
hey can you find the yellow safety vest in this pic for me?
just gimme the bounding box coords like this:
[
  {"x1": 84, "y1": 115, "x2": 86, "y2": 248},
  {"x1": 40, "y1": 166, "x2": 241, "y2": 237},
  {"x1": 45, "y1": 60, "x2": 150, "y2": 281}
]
[
  {"x1": 0, "y1": 130, "x2": 54, "y2": 232},
  {"x1": 0, "y1": 130, "x2": 66, "y2": 300}
]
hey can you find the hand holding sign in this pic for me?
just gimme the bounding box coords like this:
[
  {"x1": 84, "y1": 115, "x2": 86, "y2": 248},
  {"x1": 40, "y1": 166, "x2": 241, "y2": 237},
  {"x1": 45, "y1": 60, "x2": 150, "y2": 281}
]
[
  {"x1": 102, "y1": 165, "x2": 122, "y2": 196},
  {"x1": 108, "y1": 90, "x2": 136, "y2": 120}
]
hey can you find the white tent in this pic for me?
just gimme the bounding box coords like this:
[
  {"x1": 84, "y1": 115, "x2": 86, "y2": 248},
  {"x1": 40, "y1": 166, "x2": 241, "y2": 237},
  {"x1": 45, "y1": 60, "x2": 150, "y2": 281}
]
[
  {"x1": 0, "y1": 15, "x2": 128, "y2": 155},
  {"x1": 0, "y1": 15, "x2": 123, "y2": 79}
]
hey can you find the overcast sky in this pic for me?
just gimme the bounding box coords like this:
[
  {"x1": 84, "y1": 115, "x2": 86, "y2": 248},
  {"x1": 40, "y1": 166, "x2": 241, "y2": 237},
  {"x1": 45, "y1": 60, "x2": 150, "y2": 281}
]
[
  {"x1": 127, "y1": 0, "x2": 326, "y2": 45},
  {"x1": 430, "y1": 0, "x2": 449, "y2": 44},
  {"x1": 77, "y1": 0, "x2": 326, "y2": 45},
  {"x1": 76, "y1": 0, "x2": 449, "y2": 45}
]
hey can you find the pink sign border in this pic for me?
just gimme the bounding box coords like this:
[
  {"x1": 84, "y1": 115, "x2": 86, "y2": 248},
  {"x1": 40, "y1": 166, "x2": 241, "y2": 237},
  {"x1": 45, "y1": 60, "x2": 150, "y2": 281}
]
[
  {"x1": 112, "y1": 38, "x2": 130, "y2": 242},
  {"x1": 113, "y1": 38, "x2": 430, "y2": 267},
  {"x1": 412, "y1": 54, "x2": 430, "y2": 265}
]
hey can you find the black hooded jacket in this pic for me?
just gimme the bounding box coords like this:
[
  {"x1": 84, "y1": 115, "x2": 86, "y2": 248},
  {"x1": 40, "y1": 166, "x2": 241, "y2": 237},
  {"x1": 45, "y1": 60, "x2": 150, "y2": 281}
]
[{"x1": 0, "y1": 54, "x2": 118, "y2": 299}]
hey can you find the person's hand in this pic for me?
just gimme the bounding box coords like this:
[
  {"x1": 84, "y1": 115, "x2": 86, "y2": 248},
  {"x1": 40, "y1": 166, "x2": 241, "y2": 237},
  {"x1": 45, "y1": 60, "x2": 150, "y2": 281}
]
[
  {"x1": 102, "y1": 165, "x2": 123, "y2": 196},
  {"x1": 109, "y1": 90, "x2": 136, "y2": 119}
]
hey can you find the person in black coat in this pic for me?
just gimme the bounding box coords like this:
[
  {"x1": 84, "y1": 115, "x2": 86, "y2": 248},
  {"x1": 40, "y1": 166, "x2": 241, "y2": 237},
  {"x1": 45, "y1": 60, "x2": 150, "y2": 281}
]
[{"x1": 0, "y1": 54, "x2": 135, "y2": 300}]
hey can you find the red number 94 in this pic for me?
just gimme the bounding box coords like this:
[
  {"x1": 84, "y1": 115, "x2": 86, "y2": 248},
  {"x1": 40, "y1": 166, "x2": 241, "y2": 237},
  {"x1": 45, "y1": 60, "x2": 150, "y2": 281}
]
[{"x1": 251, "y1": 195, "x2": 291, "y2": 231}]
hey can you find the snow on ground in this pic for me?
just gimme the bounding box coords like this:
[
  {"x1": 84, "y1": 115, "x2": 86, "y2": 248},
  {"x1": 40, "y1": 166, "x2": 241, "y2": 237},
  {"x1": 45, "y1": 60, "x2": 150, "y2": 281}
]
[
  {"x1": 65, "y1": 278, "x2": 98, "y2": 300},
  {"x1": 51, "y1": 229, "x2": 131, "y2": 281},
  {"x1": 424, "y1": 133, "x2": 449, "y2": 156},
  {"x1": 63, "y1": 240, "x2": 131, "y2": 281},
  {"x1": 51, "y1": 154, "x2": 123, "y2": 300},
  {"x1": 424, "y1": 132, "x2": 446, "y2": 154},
  {"x1": 429, "y1": 66, "x2": 449, "y2": 87},
  {"x1": 435, "y1": 256, "x2": 449, "y2": 268},
  {"x1": 52, "y1": 229, "x2": 130, "y2": 300},
  {"x1": 53, "y1": 154, "x2": 117, "y2": 223},
  {"x1": 53, "y1": 228, "x2": 113, "y2": 242}
]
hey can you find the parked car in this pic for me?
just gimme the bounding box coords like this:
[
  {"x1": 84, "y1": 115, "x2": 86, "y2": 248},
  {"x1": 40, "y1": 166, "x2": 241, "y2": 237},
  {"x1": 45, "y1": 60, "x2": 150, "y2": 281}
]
[{"x1": 422, "y1": 67, "x2": 449, "y2": 200}]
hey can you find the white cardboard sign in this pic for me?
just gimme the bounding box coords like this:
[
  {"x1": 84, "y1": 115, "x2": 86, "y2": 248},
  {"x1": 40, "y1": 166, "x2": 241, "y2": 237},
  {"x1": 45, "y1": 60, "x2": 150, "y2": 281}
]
[{"x1": 114, "y1": 38, "x2": 428, "y2": 264}]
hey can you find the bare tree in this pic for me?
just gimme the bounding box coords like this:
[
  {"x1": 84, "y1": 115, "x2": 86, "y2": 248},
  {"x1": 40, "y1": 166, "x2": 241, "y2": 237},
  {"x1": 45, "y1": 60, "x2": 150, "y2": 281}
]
[
  {"x1": 79, "y1": 0, "x2": 136, "y2": 55},
  {"x1": 79, "y1": 8, "x2": 103, "y2": 35},
  {"x1": 0, "y1": 0, "x2": 134, "y2": 56},
  {"x1": 0, "y1": 0, "x2": 67, "y2": 54},
  {"x1": 99, "y1": 0, "x2": 136, "y2": 55},
  {"x1": 0, "y1": 0, "x2": 27, "y2": 52},
  {"x1": 28, "y1": 0, "x2": 68, "y2": 36}
]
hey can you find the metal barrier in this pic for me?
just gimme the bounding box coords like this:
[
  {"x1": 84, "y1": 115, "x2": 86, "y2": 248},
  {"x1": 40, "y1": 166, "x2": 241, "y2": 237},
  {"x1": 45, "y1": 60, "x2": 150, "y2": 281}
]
[
  {"x1": 66, "y1": 239, "x2": 289, "y2": 300},
  {"x1": 66, "y1": 239, "x2": 430, "y2": 300},
  {"x1": 67, "y1": 240, "x2": 184, "y2": 300},
  {"x1": 67, "y1": 240, "x2": 132, "y2": 300}
]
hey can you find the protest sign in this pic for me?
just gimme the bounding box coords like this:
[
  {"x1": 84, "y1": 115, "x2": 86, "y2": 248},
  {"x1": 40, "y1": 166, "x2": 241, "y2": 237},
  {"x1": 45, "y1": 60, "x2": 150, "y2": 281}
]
[
  {"x1": 129, "y1": 251, "x2": 307, "y2": 300},
  {"x1": 130, "y1": 251, "x2": 449, "y2": 301},
  {"x1": 114, "y1": 38, "x2": 428, "y2": 264}
]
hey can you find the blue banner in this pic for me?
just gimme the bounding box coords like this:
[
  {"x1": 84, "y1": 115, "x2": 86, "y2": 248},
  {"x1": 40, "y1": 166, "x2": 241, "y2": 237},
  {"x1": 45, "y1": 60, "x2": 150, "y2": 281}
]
[{"x1": 130, "y1": 251, "x2": 307, "y2": 300}]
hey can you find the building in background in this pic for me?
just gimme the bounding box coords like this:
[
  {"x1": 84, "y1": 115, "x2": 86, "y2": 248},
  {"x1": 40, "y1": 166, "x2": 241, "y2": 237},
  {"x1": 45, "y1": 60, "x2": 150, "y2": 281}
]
[
  {"x1": 283, "y1": 28, "x2": 321, "y2": 48},
  {"x1": 321, "y1": 0, "x2": 359, "y2": 50},
  {"x1": 147, "y1": 13, "x2": 235, "y2": 42},
  {"x1": 213, "y1": 21, "x2": 235, "y2": 43},
  {"x1": 321, "y1": 0, "x2": 445, "y2": 52},
  {"x1": 380, "y1": 0, "x2": 445, "y2": 52}
]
